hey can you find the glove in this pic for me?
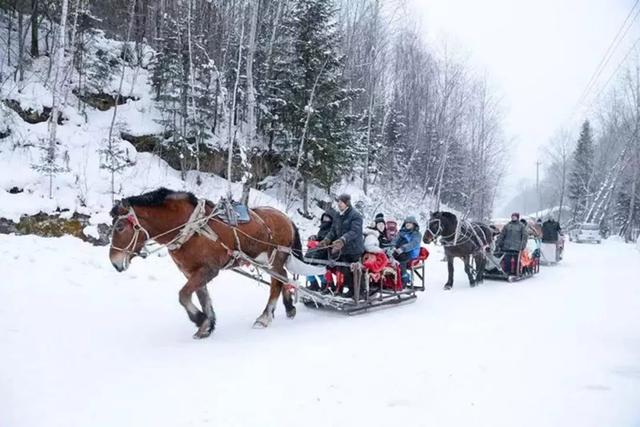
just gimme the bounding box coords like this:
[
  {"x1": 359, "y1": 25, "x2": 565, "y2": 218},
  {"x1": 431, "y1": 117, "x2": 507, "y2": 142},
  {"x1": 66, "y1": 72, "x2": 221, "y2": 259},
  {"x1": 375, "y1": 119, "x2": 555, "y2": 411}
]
[
  {"x1": 330, "y1": 239, "x2": 344, "y2": 254},
  {"x1": 317, "y1": 239, "x2": 331, "y2": 248}
]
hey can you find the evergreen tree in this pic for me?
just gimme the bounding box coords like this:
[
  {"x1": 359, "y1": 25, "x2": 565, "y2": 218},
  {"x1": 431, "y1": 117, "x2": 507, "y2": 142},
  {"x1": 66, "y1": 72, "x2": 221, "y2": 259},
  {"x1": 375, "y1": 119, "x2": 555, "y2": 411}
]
[
  {"x1": 150, "y1": 3, "x2": 217, "y2": 178},
  {"x1": 568, "y1": 120, "x2": 595, "y2": 221},
  {"x1": 268, "y1": 0, "x2": 353, "y2": 201}
]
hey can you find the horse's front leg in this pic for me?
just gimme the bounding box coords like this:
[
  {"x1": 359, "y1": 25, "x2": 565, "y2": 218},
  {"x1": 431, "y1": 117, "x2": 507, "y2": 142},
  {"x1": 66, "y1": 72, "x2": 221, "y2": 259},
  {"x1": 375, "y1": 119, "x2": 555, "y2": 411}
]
[
  {"x1": 475, "y1": 253, "x2": 485, "y2": 284},
  {"x1": 253, "y1": 277, "x2": 283, "y2": 329},
  {"x1": 463, "y1": 256, "x2": 476, "y2": 287},
  {"x1": 178, "y1": 266, "x2": 218, "y2": 339},
  {"x1": 194, "y1": 285, "x2": 216, "y2": 339},
  {"x1": 444, "y1": 255, "x2": 454, "y2": 290},
  {"x1": 276, "y1": 263, "x2": 297, "y2": 319}
]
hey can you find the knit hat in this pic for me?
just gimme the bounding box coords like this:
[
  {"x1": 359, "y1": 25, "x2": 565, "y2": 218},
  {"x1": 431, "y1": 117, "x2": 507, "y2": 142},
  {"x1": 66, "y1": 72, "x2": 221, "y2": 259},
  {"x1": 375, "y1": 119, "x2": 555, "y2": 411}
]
[
  {"x1": 511, "y1": 212, "x2": 520, "y2": 219},
  {"x1": 403, "y1": 216, "x2": 419, "y2": 227}
]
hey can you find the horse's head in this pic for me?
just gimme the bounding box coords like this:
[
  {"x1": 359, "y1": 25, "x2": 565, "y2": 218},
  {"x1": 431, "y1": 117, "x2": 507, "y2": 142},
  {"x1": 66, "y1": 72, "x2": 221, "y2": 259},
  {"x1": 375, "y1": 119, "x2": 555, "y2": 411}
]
[
  {"x1": 423, "y1": 211, "x2": 457, "y2": 244},
  {"x1": 109, "y1": 200, "x2": 149, "y2": 272},
  {"x1": 423, "y1": 212, "x2": 442, "y2": 244}
]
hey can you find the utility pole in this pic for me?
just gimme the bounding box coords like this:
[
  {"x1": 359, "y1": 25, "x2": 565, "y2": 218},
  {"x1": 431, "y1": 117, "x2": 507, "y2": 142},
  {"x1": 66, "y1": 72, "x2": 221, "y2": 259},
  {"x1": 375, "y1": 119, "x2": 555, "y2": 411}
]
[{"x1": 536, "y1": 160, "x2": 542, "y2": 219}]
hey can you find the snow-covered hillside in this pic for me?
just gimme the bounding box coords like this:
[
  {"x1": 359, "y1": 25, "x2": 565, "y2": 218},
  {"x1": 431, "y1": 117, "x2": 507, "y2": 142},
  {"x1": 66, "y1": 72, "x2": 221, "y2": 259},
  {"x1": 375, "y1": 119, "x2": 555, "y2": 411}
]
[
  {"x1": 1, "y1": 235, "x2": 639, "y2": 427},
  {"x1": 0, "y1": 17, "x2": 432, "y2": 240}
]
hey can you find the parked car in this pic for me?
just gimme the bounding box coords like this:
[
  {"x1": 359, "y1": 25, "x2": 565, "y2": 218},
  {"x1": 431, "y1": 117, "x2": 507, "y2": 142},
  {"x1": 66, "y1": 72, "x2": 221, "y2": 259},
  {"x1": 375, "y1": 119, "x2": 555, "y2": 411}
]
[{"x1": 569, "y1": 223, "x2": 601, "y2": 244}]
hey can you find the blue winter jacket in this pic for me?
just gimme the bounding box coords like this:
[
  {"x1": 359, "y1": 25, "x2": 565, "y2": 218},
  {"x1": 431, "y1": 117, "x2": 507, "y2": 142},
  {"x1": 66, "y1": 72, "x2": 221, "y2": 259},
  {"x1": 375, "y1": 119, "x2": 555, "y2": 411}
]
[{"x1": 393, "y1": 227, "x2": 421, "y2": 259}]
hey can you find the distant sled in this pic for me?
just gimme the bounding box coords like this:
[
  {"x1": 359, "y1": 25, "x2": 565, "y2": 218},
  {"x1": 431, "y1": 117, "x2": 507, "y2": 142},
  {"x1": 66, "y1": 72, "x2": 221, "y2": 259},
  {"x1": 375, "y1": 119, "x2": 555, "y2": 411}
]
[{"x1": 482, "y1": 242, "x2": 540, "y2": 283}]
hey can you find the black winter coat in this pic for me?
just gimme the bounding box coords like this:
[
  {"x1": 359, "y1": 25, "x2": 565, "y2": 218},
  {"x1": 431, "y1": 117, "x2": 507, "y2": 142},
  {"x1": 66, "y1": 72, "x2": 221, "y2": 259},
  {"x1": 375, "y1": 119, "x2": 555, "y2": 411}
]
[
  {"x1": 541, "y1": 220, "x2": 561, "y2": 243},
  {"x1": 316, "y1": 216, "x2": 333, "y2": 242},
  {"x1": 324, "y1": 206, "x2": 364, "y2": 256}
]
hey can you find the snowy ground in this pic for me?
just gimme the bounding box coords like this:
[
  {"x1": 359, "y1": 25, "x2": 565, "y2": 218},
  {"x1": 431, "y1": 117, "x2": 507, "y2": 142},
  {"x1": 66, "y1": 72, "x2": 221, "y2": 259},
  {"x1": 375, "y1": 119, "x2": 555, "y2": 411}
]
[{"x1": 1, "y1": 236, "x2": 639, "y2": 427}]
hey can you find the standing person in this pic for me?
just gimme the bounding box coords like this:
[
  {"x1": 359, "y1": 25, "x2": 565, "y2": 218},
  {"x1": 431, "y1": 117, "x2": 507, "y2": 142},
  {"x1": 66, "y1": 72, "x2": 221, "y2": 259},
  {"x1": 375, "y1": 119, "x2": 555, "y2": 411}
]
[
  {"x1": 392, "y1": 216, "x2": 422, "y2": 286},
  {"x1": 306, "y1": 212, "x2": 334, "y2": 291},
  {"x1": 319, "y1": 194, "x2": 364, "y2": 298},
  {"x1": 541, "y1": 216, "x2": 563, "y2": 262},
  {"x1": 541, "y1": 217, "x2": 561, "y2": 243},
  {"x1": 496, "y1": 212, "x2": 528, "y2": 274}
]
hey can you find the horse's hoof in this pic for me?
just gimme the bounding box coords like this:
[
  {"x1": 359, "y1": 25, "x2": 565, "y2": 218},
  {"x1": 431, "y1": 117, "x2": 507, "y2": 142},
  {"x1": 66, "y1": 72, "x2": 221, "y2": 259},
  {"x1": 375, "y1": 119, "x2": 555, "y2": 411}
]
[
  {"x1": 443, "y1": 284, "x2": 452, "y2": 290},
  {"x1": 286, "y1": 307, "x2": 297, "y2": 319},
  {"x1": 252, "y1": 317, "x2": 272, "y2": 329},
  {"x1": 470, "y1": 282, "x2": 477, "y2": 288},
  {"x1": 193, "y1": 330, "x2": 212, "y2": 339},
  {"x1": 193, "y1": 320, "x2": 214, "y2": 339}
]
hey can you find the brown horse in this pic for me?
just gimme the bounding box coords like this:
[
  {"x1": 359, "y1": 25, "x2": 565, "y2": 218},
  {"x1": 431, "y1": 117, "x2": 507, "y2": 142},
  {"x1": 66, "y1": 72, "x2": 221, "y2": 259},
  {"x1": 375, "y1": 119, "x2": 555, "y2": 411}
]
[{"x1": 109, "y1": 188, "x2": 302, "y2": 339}]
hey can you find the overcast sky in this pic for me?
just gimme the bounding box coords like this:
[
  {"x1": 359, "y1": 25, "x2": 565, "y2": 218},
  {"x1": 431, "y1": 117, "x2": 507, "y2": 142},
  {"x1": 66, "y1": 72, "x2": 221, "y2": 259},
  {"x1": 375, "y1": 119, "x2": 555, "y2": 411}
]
[{"x1": 412, "y1": 0, "x2": 635, "y2": 210}]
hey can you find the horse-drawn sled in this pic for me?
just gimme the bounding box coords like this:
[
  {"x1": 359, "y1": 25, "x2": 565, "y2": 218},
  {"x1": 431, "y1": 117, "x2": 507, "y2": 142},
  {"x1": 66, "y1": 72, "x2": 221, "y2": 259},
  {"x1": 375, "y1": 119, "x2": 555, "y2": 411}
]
[
  {"x1": 482, "y1": 245, "x2": 540, "y2": 282},
  {"x1": 482, "y1": 223, "x2": 541, "y2": 282},
  {"x1": 108, "y1": 188, "x2": 429, "y2": 339},
  {"x1": 298, "y1": 247, "x2": 429, "y2": 315}
]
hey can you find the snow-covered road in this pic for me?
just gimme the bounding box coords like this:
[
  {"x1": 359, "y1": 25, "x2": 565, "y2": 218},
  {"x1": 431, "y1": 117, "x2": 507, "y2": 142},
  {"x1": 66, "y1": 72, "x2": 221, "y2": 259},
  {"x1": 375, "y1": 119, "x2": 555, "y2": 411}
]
[{"x1": 1, "y1": 235, "x2": 639, "y2": 427}]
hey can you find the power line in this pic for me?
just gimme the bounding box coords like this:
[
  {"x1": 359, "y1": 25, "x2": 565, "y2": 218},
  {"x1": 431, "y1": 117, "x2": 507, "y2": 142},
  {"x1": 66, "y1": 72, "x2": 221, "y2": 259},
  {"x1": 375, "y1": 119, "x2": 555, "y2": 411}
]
[
  {"x1": 575, "y1": 0, "x2": 640, "y2": 109},
  {"x1": 569, "y1": 0, "x2": 640, "y2": 121},
  {"x1": 592, "y1": 35, "x2": 640, "y2": 103}
]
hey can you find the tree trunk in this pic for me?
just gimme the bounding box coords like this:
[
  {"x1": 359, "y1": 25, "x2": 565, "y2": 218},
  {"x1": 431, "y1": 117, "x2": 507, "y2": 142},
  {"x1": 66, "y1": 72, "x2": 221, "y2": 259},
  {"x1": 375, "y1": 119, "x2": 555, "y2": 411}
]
[
  {"x1": 30, "y1": 0, "x2": 38, "y2": 57},
  {"x1": 626, "y1": 152, "x2": 639, "y2": 242},
  {"x1": 302, "y1": 174, "x2": 309, "y2": 215},
  {"x1": 17, "y1": 9, "x2": 24, "y2": 81},
  {"x1": 107, "y1": 0, "x2": 136, "y2": 202},
  {"x1": 558, "y1": 158, "x2": 566, "y2": 224},
  {"x1": 186, "y1": 0, "x2": 200, "y2": 174},
  {"x1": 245, "y1": 0, "x2": 258, "y2": 143},
  {"x1": 363, "y1": 77, "x2": 375, "y2": 195},
  {"x1": 240, "y1": 0, "x2": 259, "y2": 204},
  {"x1": 227, "y1": 0, "x2": 247, "y2": 197},
  {"x1": 7, "y1": 6, "x2": 12, "y2": 68},
  {"x1": 47, "y1": 0, "x2": 70, "y2": 198}
]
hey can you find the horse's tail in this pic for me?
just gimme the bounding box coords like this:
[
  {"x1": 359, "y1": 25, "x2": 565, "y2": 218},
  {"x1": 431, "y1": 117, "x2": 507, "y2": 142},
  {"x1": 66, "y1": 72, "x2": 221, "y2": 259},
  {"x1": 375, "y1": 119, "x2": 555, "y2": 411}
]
[{"x1": 291, "y1": 222, "x2": 304, "y2": 260}]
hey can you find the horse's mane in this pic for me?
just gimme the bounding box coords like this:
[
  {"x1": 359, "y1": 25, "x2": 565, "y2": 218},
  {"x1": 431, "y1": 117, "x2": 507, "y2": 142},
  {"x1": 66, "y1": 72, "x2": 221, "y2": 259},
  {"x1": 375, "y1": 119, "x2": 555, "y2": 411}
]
[
  {"x1": 120, "y1": 188, "x2": 198, "y2": 211},
  {"x1": 432, "y1": 211, "x2": 457, "y2": 223}
]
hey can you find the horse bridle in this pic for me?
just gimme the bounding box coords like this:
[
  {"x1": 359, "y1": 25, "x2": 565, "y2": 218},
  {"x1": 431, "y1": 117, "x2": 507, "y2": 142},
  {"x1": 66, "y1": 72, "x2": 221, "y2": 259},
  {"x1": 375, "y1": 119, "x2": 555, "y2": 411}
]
[{"x1": 110, "y1": 206, "x2": 152, "y2": 263}]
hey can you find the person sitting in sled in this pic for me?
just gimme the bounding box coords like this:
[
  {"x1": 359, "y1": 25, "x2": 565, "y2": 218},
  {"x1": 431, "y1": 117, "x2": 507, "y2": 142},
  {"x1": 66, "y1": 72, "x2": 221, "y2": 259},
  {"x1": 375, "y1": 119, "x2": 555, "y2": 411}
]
[
  {"x1": 318, "y1": 193, "x2": 364, "y2": 298},
  {"x1": 306, "y1": 212, "x2": 334, "y2": 291},
  {"x1": 496, "y1": 212, "x2": 528, "y2": 275},
  {"x1": 373, "y1": 213, "x2": 393, "y2": 249},
  {"x1": 391, "y1": 216, "x2": 422, "y2": 286}
]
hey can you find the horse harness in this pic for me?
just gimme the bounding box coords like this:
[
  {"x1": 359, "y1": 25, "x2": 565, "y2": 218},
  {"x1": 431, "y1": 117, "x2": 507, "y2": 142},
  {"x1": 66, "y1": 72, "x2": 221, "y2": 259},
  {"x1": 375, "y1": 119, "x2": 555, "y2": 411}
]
[
  {"x1": 427, "y1": 218, "x2": 489, "y2": 251},
  {"x1": 111, "y1": 198, "x2": 278, "y2": 268}
]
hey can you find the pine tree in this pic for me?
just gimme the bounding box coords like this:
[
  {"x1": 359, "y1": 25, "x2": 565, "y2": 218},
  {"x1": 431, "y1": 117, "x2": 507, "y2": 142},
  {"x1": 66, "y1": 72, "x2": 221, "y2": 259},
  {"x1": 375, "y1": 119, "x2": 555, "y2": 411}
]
[
  {"x1": 150, "y1": 3, "x2": 217, "y2": 179},
  {"x1": 568, "y1": 120, "x2": 595, "y2": 221},
  {"x1": 268, "y1": 0, "x2": 353, "y2": 209}
]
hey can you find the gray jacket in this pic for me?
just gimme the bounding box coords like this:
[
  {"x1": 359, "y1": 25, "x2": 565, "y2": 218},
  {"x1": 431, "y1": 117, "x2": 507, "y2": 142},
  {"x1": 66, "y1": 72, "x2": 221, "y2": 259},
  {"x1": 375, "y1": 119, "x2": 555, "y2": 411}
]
[{"x1": 497, "y1": 220, "x2": 528, "y2": 251}]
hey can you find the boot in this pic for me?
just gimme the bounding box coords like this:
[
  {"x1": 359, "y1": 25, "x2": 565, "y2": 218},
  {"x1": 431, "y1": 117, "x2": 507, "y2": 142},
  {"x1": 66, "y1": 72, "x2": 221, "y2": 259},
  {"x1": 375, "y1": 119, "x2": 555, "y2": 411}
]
[
  {"x1": 322, "y1": 283, "x2": 336, "y2": 295},
  {"x1": 343, "y1": 287, "x2": 354, "y2": 298}
]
